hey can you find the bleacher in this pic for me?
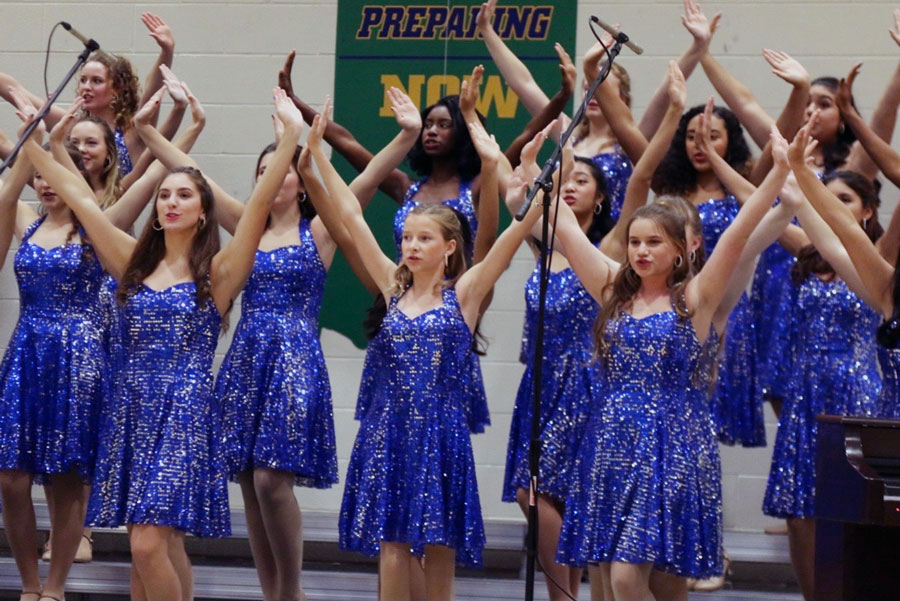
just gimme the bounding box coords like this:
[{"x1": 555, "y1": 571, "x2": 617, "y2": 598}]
[{"x1": 0, "y1": 504, "x2": 800, "y2": 600}]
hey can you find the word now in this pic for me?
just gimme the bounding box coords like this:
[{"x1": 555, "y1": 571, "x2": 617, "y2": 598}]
[
  {"x1": 379, "y1": 74, "x2": 520, "y2": 119},
  {"x1": 357, "y1": 5, "x2": 554, "y2": 41}
]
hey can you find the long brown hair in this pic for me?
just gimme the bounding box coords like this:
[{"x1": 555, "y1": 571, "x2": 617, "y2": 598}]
[
  {"x1": 117, "y1": 167, "x2": 221, "y2": 312},
  {"x1": 792, "y1": 171, "x2": 883, "y2": 284},
  {"x1": 593, "y1": 204, "x2": 693, "y2": 359},
  {"x1": 73, "y1": 115, "x2": 122, "y2": 208},
  {"x1": 389, "y1": 204, "x2": 468, "y2": 297}
]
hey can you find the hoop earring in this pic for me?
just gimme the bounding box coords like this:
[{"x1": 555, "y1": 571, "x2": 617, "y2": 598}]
[
  {"x1": 152, "y1": 218, "x2": 163, "y2": 231},
  {"x1": 689, "y1": 250, "x2": 696, "y2": 264},
  {"x1": 103, "y1": 156, "x2": 112, "y2": 170},
  {"x1": 674, "y1": 255, "x2": 683, "y2": 268},
  {"x1": 444, "y1": 254, "x2": 449, "y2": 268},
  {"x1": 298, "y1": 192, "x2": 308, "y2": 203},
  {"x1": 593, "y1": 203, "x2": 602, "y2": 215},
  {"x1": 198, "y1": 215, "x2": 207, "y2": 230},
  {"x1": 863, "y1": 218, "x2": 868, "y2": 230},
  {"x1": 839, "y1": 122, "x2": 846, "y2": 134}
]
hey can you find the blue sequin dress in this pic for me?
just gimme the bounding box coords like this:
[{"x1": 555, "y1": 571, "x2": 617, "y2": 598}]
[
  {"x1": 87, "y1": 282, "x2": 230, "y2": 537},
  {"x1": 557, "y1": 310, "x2": 722, "y2": 578},
  {"x1": 698, "y1": 196, "x2": 765, "y2": 446},
  {"x1": 391, "y1": 179, "x2": 489, "y2": 433},
  {"x1": 0, "y1": 218, "x2": 104, "y2": 481},
  {"x1": 339, "y1": 287, "x2": 485, "y2": 568},
  {"x1": 114, "y1": 128, "x2": 133, "y2": 176},
  {"x1": 878, "y1": 343, "x2": 900, "y2": 418},
  {"x1": 763, "y1": 277, "x2": 881, "y2": 518},
  {"x1": 216, "y1": 219, "x2": 337, "y2": 488},
  {"x1": 587, "y1": 148, "x2": 633, "y2": 222},
  {"x1": 502, "y1": 262, "x2": 600, "y2": 502}
]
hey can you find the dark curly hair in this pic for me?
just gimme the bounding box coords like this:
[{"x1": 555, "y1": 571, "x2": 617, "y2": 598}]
[
  {"x1": 255, "y1": 142, "x2": 316, "y2": 222},
  {"x1": 792, "y1": 170, "x2": 882, "y2": 285},
  {"x1": 810, "y1": 76, "x2": 858, "y2": 173},
  {"x1": 651, "y1": 104, "x2": 753, "y2": 197},
  {"x1": 84, "y1": 52, "x2": 140, "y2": 130},
  {"x1": 407, "y1": 95, "x2": 484, "y2": 181}
]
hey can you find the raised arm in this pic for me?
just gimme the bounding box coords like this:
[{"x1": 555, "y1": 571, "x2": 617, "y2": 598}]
[
  {"x1": 546, "y1": 187, "x2": 618, "y2": 303},
  {"x1": 348, "y1": 87, "x2": 420, "y2": 206},
  {"x1": 105, "y1": 87, "x2": 206, "y2": 231},
  {"x1": 137, "y1": 14, "x2": 176, "y2": 110},
  {"x1": 20, "y1": 130, "x2": 134, "y2": 276},
  {"x1": 700, "y1": 46, "x2": 777, "y2": 149},
  {"x1": 639, "y1": 0, "x2": 721, "y2": 137},
  {"x1": 49, "y1": 99, "x2": 88, "y2": 180},
  {"x1": 120, "y1": 66, "x2": 189, "y2": 190},
  {"x1": 308, "y1": 101, "x2": 396, "y2": 294},
  {"x1": 475, "y1": 0, "x2": 551, "y2": 117},
  {"x1": 0, "y1": 149, "x2": 34, "y2": 268},
  {"x1": 278, "y1": 51, "x2": 410, "y2": 203},
  {"x1": 467, "y1": 119, "x2": 501, "y2": 263},
  {"x1": 504, "y1": 44, "x2": 574, "y2": 167},
  {"x1": 689, "y1": 126, "x2": 790, "y2": 328},
  {"x1": 601, "y1": 62, "x2": 685, "y2": 260},
  {"x1": 134, "y1": 84, "x2": 247, "y2": 233},
  {"x1": 0, "y1": 73, "x2": 66, "y2": 133},
  {"x1": 584, "y1": 41, "x2": 647, "y2": 163},
  {"x1": 790, "y1": 123, "x2": 894, "y2": 317},
  {"x1": 715, "y1": 168, "x2": 803, "y2": 324},
  {"x1": 456, "y1": 180, "x2": 542, "y2": 329},
  {"x1": 695, "y1": 98, "x2": 756, "y2": 202},
  {"x1": 210, "y1": 89, "x2": 302, "y2": 314}
]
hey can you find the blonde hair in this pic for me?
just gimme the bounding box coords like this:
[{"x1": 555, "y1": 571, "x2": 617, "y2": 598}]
[{"x1": 389, "y1": 204, "x2": 468, "y2": 297}]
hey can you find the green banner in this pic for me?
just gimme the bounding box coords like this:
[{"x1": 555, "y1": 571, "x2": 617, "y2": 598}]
[{"x1": 324, "y1": 1, "x2": 577, "y2": 348}]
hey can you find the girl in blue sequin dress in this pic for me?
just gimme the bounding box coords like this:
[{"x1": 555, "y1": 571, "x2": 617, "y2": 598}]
[
  {"x1": 501, "y1": 72, "x2": 679, "y2": 596},
  {"x1": 0, "y1": 134, "x2": 101, "y2": 601},
  {"x1": 0, "y1": 13, "x2": 180, "y2": 174},
  {"x1": 784, "y1": 132, "x2": 898, "y2": 599},
  {"x1": 308, "y1": 104, "x2": 543, "y2": 598},
  {"x1": 555, "y1": 66, "x2": 789, "y2": 599},
  {"x1": 20, "y1": 88, "x2": 304, "y2": 601},
  {"x1": 651, "y1": 101, "x2": 765, "y2": 447}
]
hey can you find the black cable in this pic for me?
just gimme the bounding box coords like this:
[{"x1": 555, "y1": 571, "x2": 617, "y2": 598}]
[
  {"x1": 535, "y1": 554, "x2": 578, "y2": 601},
  {"x1": 44, "y1": 22, "x2": 66, "y2": 99}
]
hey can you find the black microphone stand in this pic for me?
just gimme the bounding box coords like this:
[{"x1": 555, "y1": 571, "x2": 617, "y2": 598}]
[
  {"x1": 0, "y1": 39, "x2": 98, "y2": 176},
  {"x1": 521, "y1": 32, "x2": 627, "y2": 601}
]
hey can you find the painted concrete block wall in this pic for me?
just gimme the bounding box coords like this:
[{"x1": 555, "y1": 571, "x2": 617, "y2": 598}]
[{"x1": 0, "y1": 0, "x2": 897, "y2": 533}]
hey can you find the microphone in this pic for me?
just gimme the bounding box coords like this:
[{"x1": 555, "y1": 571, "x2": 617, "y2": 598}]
[
  {"x1": 590, "y1": 16, "x2": 644, "y2": 55},
  {"x1": 60, "y1": 22, "x2": 116, "y2": 63}
]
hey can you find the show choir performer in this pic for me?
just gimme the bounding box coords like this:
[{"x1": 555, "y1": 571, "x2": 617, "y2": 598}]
[{"x1": 4, "y1": 3, "x2": 900, "y2": 601}]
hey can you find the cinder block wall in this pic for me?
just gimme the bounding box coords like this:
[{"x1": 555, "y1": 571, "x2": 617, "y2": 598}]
[{"x1": 0, "y1": 0, "x2": 897, "y2": 533}]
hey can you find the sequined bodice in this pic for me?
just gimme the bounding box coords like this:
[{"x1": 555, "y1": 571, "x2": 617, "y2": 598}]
[
  {"x1": 696, "y1": 196, "x2": 740, "y2": 254},
  {"x1": 241, "y1": 219, "x2": 324, "y2": 321},
  {"x1": 603, "y1": 311, "x2": 701, "y2": 399},
  {"x1": 520, "y1": 264, "x2": 598, "y2": 363},
  {"x1": 794, "y1": 277, "x2": 879, "y2": 354},
  {"x1": 878, "y1": 345, "x2": 900, "y2": 412},
  {"x1": 15, "y1": 221, "x2": 102, "y2": 318},
  {"x1": 394, "y1": 179, "x2": 477, "y2": 261},
  {"x1": 120, "y1": 283, "x2": 220, "y2": 370},
  {"x1": 114, "y1": 128, "x2": 133, "y2": 176},
  {"x1": 371, "y1": 288, "x2": 471, "y2": 410},
  {"x1": 589, "y1": 150, "x2": 633, "y2": 222}
]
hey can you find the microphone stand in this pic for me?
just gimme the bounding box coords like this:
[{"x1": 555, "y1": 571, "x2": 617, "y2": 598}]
[
  {"x1": 521, "y1": 32, "x2": 627, "y2": 601},
  {"x1": 0, "y1": 39, "x2": 98, "y2": 176}
]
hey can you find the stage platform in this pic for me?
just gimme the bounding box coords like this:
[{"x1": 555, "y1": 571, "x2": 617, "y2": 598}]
[{"x1": 0, "y1": 505, "x2": 800, "y2": 600}]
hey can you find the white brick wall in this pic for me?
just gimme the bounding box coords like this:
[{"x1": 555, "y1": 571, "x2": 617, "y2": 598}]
[{"x1": 1, "y1": 0, "x2": 898, "y2": 532}]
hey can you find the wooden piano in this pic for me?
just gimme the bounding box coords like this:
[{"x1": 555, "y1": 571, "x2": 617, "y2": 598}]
[{"x1": 815, "y1": 415, "x2": 900, "y2": 600}]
